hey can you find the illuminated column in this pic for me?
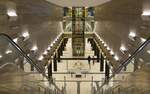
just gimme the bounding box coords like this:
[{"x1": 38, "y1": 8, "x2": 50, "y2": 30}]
[{"x1": 72, "y1": 7, "x2": 85, "y2": 56}]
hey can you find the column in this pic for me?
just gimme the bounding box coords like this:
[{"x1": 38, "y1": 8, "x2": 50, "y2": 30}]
[
  {"x1": 48, "y1": 60, "x2": 52, "y2": 79},
  {"x1": 53, "y1": 54, "x2": 57, "y2": 71},
  {"x1": 105, "y1": 60, "x2": 110, "y2": 80},
  {"x1": 100, "y1": 53, "x2": 104, "y2": 71},
  {"x1": 77, "y1": 81, "x2": 80, "y2": 94}
]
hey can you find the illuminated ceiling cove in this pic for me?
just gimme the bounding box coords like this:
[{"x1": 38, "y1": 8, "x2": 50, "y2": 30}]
[{"x1": 46, "y1": 0, "x2": 111, "y2": 7}]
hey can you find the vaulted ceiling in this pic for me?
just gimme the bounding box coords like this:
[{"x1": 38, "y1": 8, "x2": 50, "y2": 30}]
[
  {"x1": 0, "y1": 0, "x2": 149, "y2": 64},
  {"x1": 95, "y1": 0, "x2": 150, "y2": 63},
  {"x1": 0, "y1": 0, "x2": 63, "y2": 60}
]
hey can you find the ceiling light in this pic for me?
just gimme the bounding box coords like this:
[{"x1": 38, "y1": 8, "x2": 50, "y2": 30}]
[
  {"x1": 120, "y1": 45, "x2": 127, "y2": 51},
  {"x1": 104, "y1": 43, "x2": 107, "y2": 47},
  {"x1": 38, "y1": 55, "x2": 44, "y2": 61},
  {"x1": 129, "y1": 31, "x2": 136, "y2": 38},
  {"x1": 50, "y1": 44, "x2": 53, "y2": 47},
  {"x1": 22, "y1": 32, "x2": 29, "y2": 38},
  {"x1": 139, "y1": 58, "x2": 144, "y2": 62},
  {"x1": 102, "y1": 41, "x2": 104, "y2": 44},
  {"x1": 128, "y1": 54, "x2": 131, "y2": 57},
  {"x1": 43, "y1": 50, "x2": 48, "y2": 55},
  {"x1": 142, "y1": 10, "x2": 150, "y2": 16},
  {"x1": 13, "y1": 38, "x2": 18, "y2": 43},
  {"x1": 110, "y1": 50, "x2": 114, "y2": 55},
  {"x1": 5, "y1": 50, "x2": 12, "y2": 54},
  {"x1": 114, "y1": 55, "x2": 119, "y2": 61},
  {"x1": 107, "y1": 47, "x2": 110, "y2": 50},
  {"x1": 53, "y1": 41, "x2": 56, "y2": 44},
  {"x1": 0, "y1": 55, "x2": 2, "y2": 59},
  {"x1": 7, "y1": 9, "x2": 17, "y2": 17},
  {"x1": 147, "y1": 50, "x2": 150, "y2": 54},
  {"x1": 31, "y1": 45, "x2": 38, "y2": 51},
  {"x1": 47, "y1": 47, "x2": 51, "y2": 50},
  {"x1": 140, "y1": 37, "x2": 146, "y2": 43}
]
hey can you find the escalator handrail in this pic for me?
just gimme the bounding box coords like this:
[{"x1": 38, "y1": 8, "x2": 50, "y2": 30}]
[
  {"x1": 95, "y1": 36, "x2": 150, "y2": 94},
  {"x1": 0, "y1": 33, "x2": 62, "y2": 92},
  {"x1": 0, "y1": 33, "x2": 43, "y2": 73}
]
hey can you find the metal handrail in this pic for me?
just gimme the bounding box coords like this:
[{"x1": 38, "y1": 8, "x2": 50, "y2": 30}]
[
  {"x1": 0, "y1": 33, "x2": 62, "y2": 92},
  {"x1": 95, "y1": 37, "x2": 150, "y2": 94},
  {"x1": 0, "y1": 33, "x2": 43, "y2": 73}
]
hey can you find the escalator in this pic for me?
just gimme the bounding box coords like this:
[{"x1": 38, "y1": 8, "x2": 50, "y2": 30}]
[
  {"x1": 0, "y1": 33, "x2": 63, "y2": 94},
  {"x1": 92, "y1": 36, "x2": 150, "y2": 94}
]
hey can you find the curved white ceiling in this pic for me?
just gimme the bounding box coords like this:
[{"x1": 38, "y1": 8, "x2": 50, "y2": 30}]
[{"x1": 46, "y1": 0, "x2": 111, "y2": 7}]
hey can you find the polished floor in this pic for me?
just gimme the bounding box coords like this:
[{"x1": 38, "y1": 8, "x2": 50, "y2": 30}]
[
  {"x1": 0, "y1": 38, "x2": 148, "y2": 94},
  {"x1": 52, "y1": 38, "x2": 134, "y2": 94}
]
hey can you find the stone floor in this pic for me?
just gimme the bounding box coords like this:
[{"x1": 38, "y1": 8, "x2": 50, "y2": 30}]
[{"x1": 53, "y1": 38, "x2": 106, "y2": 94}]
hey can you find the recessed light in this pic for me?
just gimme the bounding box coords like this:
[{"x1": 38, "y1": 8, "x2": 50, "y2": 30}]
[
  {"x1": 142, "y1": 10, "x2": 150, "y2": 16},
  {"x1": 7, "y1": 9, "x2": 17, "y2": 17},
  {"x1": 31, "y1": 45, "x2": 38, "y2": 51},
  {"x1": 110, "y1": 50, "x2": 114, "y2": 55},
  {"x1": 0, "y1": 55, "x2": 2, "y2": 59},
  {"x1": 50, "y1": 44, "x2": 53, "y2": 47},
  {"x1": 128, "y1": 54, "x2": 131, "y2": 57},
  {"x1": 139, "y1": 58, "x2": 144, "y2": 62},
  {"x1": 22, "y1": 32, "x2": 29, "y2": 38},
  {"x1": 47, "y1": 47, "x2": 51, "y2": 50},
  {"x1": 38, "y1": 55, "x2": 44, "y2": 61},
  {"x1": 43, "y1": 50, "x2": 48, "y2": 55},
  {"x1": 129, "y1": 32, "x2": 136, "y2": 38},
  {"x1": 102, "y1": 41, "x2": 104, "y2": 44},
  {"x1": 5, "y1": 50, "x2": 12, "y2": 54},
  {"x1": 140, "y1": 38, "x2": 146, "y2": 43},
  {"x1": 114, "y1": 55, "x2": 119, "y2": 61},
  {"x1": 147, "y1": 50, "x2": 150, "y2": 54},
  {"x1": 13, "y1": 38, "x2": 18, "y2": 43},
  {"x1": 104, "y1": 43, "x2": 107, "y2": 47},
  {"x1": 120, "y1": 45, "x2": 127, "y2": 51},
  {"x1": 107, "y1": 47, "x2": 110, "y2": 50}
]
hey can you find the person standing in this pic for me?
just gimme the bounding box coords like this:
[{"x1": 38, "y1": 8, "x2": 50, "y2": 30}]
[
  {"x1": 93, "y1": 56, "x2": 95, "y2": 65},
  {"x1": 88, "y1": 56, "x2": 91, "y2": 69}
]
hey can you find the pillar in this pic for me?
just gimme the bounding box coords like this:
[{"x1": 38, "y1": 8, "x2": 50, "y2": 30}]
[
  {"x1": 77, "y1": 81, "x2": 80, "y2": 94},
  {"x1": 31, "y1": 64, "x2": 34, "y2": 71},
  {"x1": 97, "y1": 51, "x2": 100, "y2": 62},
  {"x1": 48, "y1": 61, "x2": 52, "y2": 79},
  {"x1": 100, "y1": 53, "x2": 104, "y2": 71},
  {"x1": 105, "y1": 60, "x2": 110, "y2": 80},
  {"x1": 53, "y1": 54, "x2": 57, "y2": 71}
]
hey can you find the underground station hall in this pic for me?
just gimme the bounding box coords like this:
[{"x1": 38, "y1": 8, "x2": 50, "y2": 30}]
[{"x1": 0, "y1": 0, "x2": 150, "y2": 94}]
